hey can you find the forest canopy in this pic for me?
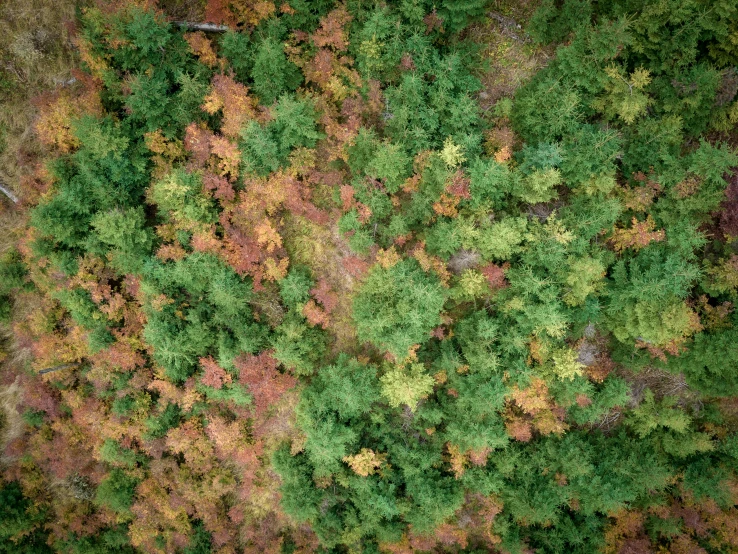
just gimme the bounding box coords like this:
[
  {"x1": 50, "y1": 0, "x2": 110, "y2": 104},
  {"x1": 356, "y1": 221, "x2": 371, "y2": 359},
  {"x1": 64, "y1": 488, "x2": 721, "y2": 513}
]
[{"x1": 1, "y1": 0, "x2": 738, "y2": 553}]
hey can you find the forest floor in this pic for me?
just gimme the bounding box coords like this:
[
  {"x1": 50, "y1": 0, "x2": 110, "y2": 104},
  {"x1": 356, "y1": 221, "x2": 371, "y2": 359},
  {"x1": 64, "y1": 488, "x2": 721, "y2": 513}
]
[{"x1": 471, "y1": 5, "x2": 551, "y2": 110}]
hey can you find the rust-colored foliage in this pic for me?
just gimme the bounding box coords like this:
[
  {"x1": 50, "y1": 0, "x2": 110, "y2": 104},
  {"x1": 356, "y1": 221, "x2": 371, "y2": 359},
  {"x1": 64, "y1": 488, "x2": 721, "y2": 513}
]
[
  {"x1": 382, "y1": 492, "x2": 503, "y2": 554},
  {"x1": 204, "y1": 0, "x2": 276, "y2": 27},
  {"x1": 433, "y1": 192, "x2": 460, "y2": 217},
  {"x1": 165, "y1": 419, "x2": 216, "y2": 472},
  {"x1": 673, "y1": 175, "x2": 701, "y2": 199},
  {"x1": 35, "y1": 78, "x2": 102, "y2": 152},
  {"x1": 209, "y1": 135, "x2": 241, "y2": 180},
  {"x1": 695, "y1": 295, "x2": 733, "y2": 331},
  {"x1": 202, "y1": 172, "x2": 235, "y2": 202},
  {"x1": 184, "y1": 122, "x2": 214, "y2": 167},
  {"x1": 479, "y1": 262, "x2": 509, "y2": 289},
  {"x1": 342, "y1": 254, "x2": 370, "y2": 278},
  {"x1": 202, "y1": 74, "x2": 258, "y2": 138},
  {"x1": 20, "y1": 373, "x2": 61, "y2": 419},
  {"x1": 505, "y1": 377, "x2": 568, "y2": 440},
  {"x1": 156, "y1": 243, "x2": 188, "y2": 262},
  {"x1": 376, "y1": 247, "x2": 401, "y2": 269},
  {"x1": 719, "y1": 169, "x2": 738, "y2": 238},
  {"x1": 446, "y1": 170, "x2": 471, "y2": 199},
  {"x1": 603, "y1": 489, "x2": 738, "y2": 554},
  {"x1": 340, "y1": 184, "x2": 356, "y2": 210},
  {"x1": 146, "y1": 129, "x2": 185, "y2": 178},
  {"x1": 411, "y1": 242, "x2": 451, "y2": 285},
  {"x1": 634, "y1": 338, "x2": 684, "y2": 362},
  {"x1": 430, "y1": 522, "x2": 468, "y2": 548},
  {"x1": 311, "y1": 7, "x2": 352, "y2": 51},
  {"x1": 343, "y1": 448, "x2": 385, "y2": 476},
  {"x1": 200, "y1": 357, "x2": 232, "y2": 389},
  {"x1": 184, "y1": 32, "x2": 218, "y2": 68},
  {"x1": 621, "y1": 172, "x2": 663, "y2": 211},
  {"x1": 235, "y1": 351, "x2": 296, "y2": 418},
  {"x1": 91, "y1": 340, "x2": 145, "y2": 372},
  {"x1": 505, "y1": 418, "x2": 533, "y2": 442},
  {"x1": 423, "y1": 10, "x2": 444, "y2": 33},
  {"x1": 204, "y1": 0, "x2": 237, "y2": 25},
  {"x1": 609, "y1": 215, "x2": 666, "y2": 252},
  {"x1": 302, "y1": 299, "x2": 329, "y2": 328}
]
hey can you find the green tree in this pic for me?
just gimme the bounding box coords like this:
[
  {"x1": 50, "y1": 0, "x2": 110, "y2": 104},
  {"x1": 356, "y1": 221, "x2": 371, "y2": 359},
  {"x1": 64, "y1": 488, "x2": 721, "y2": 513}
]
[
  {"x1": 94, "y1": 469, "x2": 139, "y2": 515},
  {"x1": 353, "y1": 259, "x2": 447, "y2": 359}
]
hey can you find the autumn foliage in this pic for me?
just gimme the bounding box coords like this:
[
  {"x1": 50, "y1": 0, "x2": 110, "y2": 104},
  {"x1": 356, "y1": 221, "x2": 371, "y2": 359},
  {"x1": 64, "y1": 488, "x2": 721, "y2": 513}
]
[{"x1": 1, "y1": 1, "x2": 738, "y2": 553}]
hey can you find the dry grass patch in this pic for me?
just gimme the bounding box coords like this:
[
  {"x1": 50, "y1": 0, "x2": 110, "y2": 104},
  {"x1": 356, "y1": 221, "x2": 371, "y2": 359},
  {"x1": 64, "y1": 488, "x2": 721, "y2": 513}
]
[{"x1": 466, "y1": 3, "x2": 552, "y2": 111}]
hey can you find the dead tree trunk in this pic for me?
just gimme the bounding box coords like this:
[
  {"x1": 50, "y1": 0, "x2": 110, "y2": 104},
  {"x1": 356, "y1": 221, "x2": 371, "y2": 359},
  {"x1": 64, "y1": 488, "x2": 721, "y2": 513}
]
[
  {"x1": 38, "y1": 362, "x2": 81, "y2": 375},
  {"x1": 172, "y1": 21, "x2": 230, "y2": 32},
  {"x1": 0, "y1": 182, "x2": 18, "y2": 204}
]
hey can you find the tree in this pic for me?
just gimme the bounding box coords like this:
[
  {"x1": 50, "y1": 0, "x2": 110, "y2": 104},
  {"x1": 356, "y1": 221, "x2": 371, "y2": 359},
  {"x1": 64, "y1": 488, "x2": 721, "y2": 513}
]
[
  {"x1": 0, "y1": 481, "x2": 51, "y2": 554},
  {"x1": 95, "y1": 469, "x2": 139, "y2": 516},
  {"x1": 353, "y1": 259, "x2": 447, "y2": 359}
]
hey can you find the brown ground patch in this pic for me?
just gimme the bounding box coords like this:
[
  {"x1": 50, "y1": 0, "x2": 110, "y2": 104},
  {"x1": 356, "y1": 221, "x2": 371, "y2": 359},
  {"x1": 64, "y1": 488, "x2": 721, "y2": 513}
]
[
  {"x1": 618, "y1": 365, "x2": 701, "y2": 410},
  {"x1": 282, "y1": 214, "x2": 362, "y2": 355},
  {"x1": 0, "y1": 375, "x2": 24, "y2": 464},
  {"x1": 157, "y1": 0, "x2": 206, "y2": 22},
  {"x1": 466, "y1": 4, "x2": 553, "y2": 111}
]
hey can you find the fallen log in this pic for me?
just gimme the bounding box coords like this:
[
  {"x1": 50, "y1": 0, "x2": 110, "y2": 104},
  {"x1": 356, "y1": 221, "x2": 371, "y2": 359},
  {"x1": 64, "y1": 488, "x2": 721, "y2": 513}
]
[
  {"x1": 0, "y1": 182, "x2": 18, "y2": 204},
  {"x1": 487, "y1": 11, "x2": 531, "y2": 43},
  {"x1": 38, "y1": 362, "x2": 81, "y2": 375},
  {"x1": 172, "y1": 21, "x2": 230, "y2": 32}
]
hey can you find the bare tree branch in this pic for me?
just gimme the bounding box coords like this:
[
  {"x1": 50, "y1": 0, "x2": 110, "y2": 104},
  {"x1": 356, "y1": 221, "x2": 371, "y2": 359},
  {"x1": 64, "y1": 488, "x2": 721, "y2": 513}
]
[
  {"x1": 172, "y1": 21, "x2": 230, "y2": 33},
  {"x1": 0, "y1": 182, "x2": 19, "y2": 204},
  {"x1": 38, "y1": 362, "x2": 81, "y2": 375}
]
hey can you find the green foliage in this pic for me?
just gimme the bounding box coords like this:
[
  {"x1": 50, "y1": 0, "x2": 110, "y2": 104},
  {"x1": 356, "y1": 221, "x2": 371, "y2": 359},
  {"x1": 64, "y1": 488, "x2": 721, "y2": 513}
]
[
  {"x1": 627, "y1": 390, "x2": 691, "y2": 438},
  {"x1": 353, "y1": 259, "x2": 447, "y2": 359},
  {"x1": 144, "y1": 402, "x2": 181, "y2": 439},
  {"x1": 296, "y1": 355, "x2": 381, "y2": 476},
  {"x1": 239, "y1": 121, "x2": 281, "y2": 176},
  {"x1": 252, "y1": 36, "x2": 302, "y2": 105},
  {"x1": 278, "y1": 266, "x2": 314, "y2": 308},
  {"x1": 382, "y1": 44, "x2": 482, "y2": 154},
  {"x1": 268, "y1": 95, "x2": 322, "y2": 159},
  {"x1": 379, "y1": 362, "x2": 435, "y2": 411},
  {"x1": 667, "y1": 322, "x2": 738, "y2": 396},
  {"x1": 365, "y1": 141, "x2": 411, "y2": 194},
  {"x1": 468, "y1": 157, "x2": 512, "y2": 210},
  {"x1": 0, "y1": 250, "x2": 28, "y2": 322},
  {"x1": 99, "y1": 440, "x2": 141, "y2": 469},
  {"x1": 218, "y1": 31, "x2": 253, "y2": 83},
  {"x1": 94, "y1": 469, "x2": 138, "y2": 515},
  {"x1": 198, "y1": 382, "x2": 252, "y2": 408},
  {"x1": 55, "y1": 288, "x2": 114, "y2": 351},
  {"x1": 0, "y1": 481, "x2": 51, "y2": 553},
  {"x1": 56, "y1": 526, "x2": 137, "y2": 554},
  {"x1": 271, "y1": 314, "x2": 326, "y2": 376},
  {"x1": 10, "y1": 1, "x2": 738, "y2": 552},
  {"x1": 91, "y1": 206, "x2": 153, "y2": 273},
  {"x1": 592, "y1": 66, "x2": 652, "y2": 125},
  {"x1": 81, "y1": 7, "x2": 210, "y2": 136},
  {"x1": 608, "y1": 298, "x2": 697, "y2": 347},
  {"x1": 512, "y1": 77, "x2": 582, "y2": 144},
  {"x1": 528, "y1": 0, "x2": 593, "y2": 44},
  {"x1": 464, "y1": 217, "x2": 527, "y2": 261},
  {"x1": 182, "y1": 521, "x2": 212, "y2": 554},
  {"x1": 22, "y1": 409, "x2": 46, "y2": 428},
  {"x1": 149, "y1": 169, "x2": 217, "y2": 224},
  {"x1": 0, "y1": 249, "x2": 29, "y2": 293},
  {"x1": 31, "y1": 115, "x2": 149, "y2": 262},
  {"x1": 143, "y1": 253, "x2": 262, "y2": 382}
]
